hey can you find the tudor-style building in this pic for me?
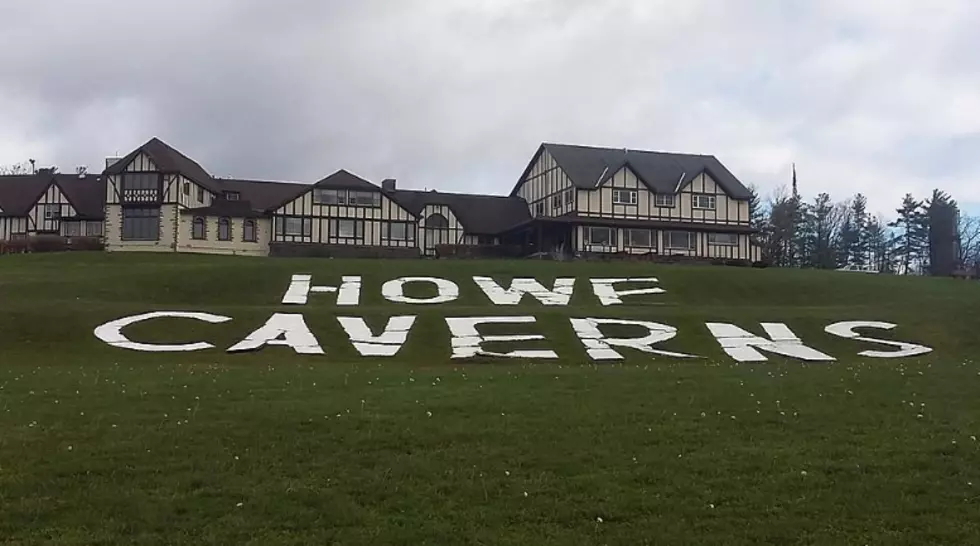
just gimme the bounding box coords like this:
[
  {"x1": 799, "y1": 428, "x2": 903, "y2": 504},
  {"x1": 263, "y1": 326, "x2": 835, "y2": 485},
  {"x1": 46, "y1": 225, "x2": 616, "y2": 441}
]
[
  {"x1": 509, "y1": 143, "x2": 760, "y2": 261},
  {"x1": 0, "y1": 169, "x2": 104, "y2": 240},
  {"x1": 2, "y1": 137, "x2": 762, "y2": 262}
]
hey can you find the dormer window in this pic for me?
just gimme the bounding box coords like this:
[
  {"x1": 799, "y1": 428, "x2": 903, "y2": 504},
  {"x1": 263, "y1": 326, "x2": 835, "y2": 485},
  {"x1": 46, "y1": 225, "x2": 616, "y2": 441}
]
[
  {"x1": 612, "y1": 189, "x2": 637, "y2": 205},
  {"x1": 655, "y1": 194, "x2": 675, "y2": 207},
  {"x1": 222, "y1": 191, "x2": 240, "y2": 201}
]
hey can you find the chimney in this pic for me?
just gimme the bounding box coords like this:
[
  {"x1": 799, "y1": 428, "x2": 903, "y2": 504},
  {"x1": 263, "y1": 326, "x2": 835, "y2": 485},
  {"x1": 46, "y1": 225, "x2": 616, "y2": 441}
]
[
  {"x1": 105, "y1": 157, "x2": 123, "y2": 169},
  {"x1": 381, "y1": 178, "x2": 396, "y2": 191},
  {"x1": 76, "y1": 166, "x2": 88, "y2": 177}
]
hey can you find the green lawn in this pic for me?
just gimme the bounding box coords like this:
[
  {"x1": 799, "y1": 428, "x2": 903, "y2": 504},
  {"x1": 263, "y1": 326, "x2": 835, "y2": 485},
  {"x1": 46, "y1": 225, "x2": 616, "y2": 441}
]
[{"x1": 1, "y1": 252, "x2": 979, "y2": 545}]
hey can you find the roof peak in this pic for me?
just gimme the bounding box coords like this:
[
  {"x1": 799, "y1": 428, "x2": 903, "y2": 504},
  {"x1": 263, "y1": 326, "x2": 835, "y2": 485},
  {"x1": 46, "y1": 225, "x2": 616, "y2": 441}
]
[{"x1": 542, "y1": 142, "x2": 714, "y2": 158}]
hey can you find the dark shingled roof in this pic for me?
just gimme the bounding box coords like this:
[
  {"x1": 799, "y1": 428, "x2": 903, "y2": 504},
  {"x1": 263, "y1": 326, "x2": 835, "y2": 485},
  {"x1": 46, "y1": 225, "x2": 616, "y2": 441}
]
[
  {"x1": 181, "y1": 198, "x2": 268, "y2": 218},
  {"x1": 313, "y1": 170, "x2": 380, "y2": 191},
  {"x1": 55, "y1": 174, "x2": 105, "y2": 219},
  {"x1": 0, "y1": 174, "x2": 53, "y2": 216},
  {"x1": 389, "y1": 189, "x2": 531, "y2": 235},
  {"x1": 104, "y1": 137, "x2": 220, "y2": 193},
  {"x1": 215, "y1": 178, "x2": 311, "y2": 212},
  {"x1": 517, "y1": 143, "x2": 751, "y2": 200}
]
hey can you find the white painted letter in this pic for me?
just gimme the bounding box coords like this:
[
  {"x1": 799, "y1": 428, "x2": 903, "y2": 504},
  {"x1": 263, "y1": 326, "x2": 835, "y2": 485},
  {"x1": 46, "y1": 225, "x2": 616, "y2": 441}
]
[
  {"x1": 570, "y1": 318, "x2": 697, "y2": 361},
  {"x1": 445, "y1": 316, "x2": 558, "y2": 359},
  {"x1": 472, "y1": 276, "x2": 575, "y2": 306},
  {"x1": 336, "y1": 316, "x2": 416, "y2": 357},
  {"x1": 706, "y1": 322, "x2": 835, "y2": 363},
  {"x1": 590, "y1": 278, "x2": 666, "y2": 306},
  {"x1": 281, "y1": 274, "x2": 361, "y2": 306},
  {"x1": 227, "y1": 313, "x2": 324, "y2": 355},
  {"x1": 382, "y1": 277, "x2": 459, "y2": 304},
  {"x1": 825, "y1": 321, "x2": 933, "y2": 358},
  {"x1": 94, "y1": 311, "x2": 231, "y2": 352}
]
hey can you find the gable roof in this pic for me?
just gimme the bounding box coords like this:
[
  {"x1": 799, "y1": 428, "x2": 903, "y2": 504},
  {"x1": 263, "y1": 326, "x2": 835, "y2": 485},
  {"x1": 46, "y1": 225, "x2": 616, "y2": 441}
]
[
  {"x1": 53, "y1": 174, "x2": 105, "y2": 219},
  {"x1": 0, "y1": 174, "x2": 54, "y2": 217},
  {"x1": 313, "y1": 169, "x2": 380, "y2": 191},
  {"x1": 104, "y1": 137, "x2": 220, "y2": 193},
  {"x1": 0, "y1": 172, "x2": 104, "y2": 219},
  {"x1": 389, "y1": 189, "x2": 531, "y2": 235},
  {"x1": 214, "y1": 178, "x2": 311, "y2": 212},
  {"x1": 515, "y1": 143, "x2": 751, "y2": 199}
]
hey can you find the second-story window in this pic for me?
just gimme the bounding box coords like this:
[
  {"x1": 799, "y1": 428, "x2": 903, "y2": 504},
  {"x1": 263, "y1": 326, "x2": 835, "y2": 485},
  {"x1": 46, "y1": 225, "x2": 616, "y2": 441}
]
[
  {"x1": 222, "y1": 191, "x2": 240, "y2": 201},
  {"x1": 612, "y1": 189, "x2": 638, "y2": 205},
  {"x1": 565, "y1": 189, "x2": 575, "y2": 205},
  {"x1": 552, "y1": 194, "x2": 562, "y2": 209},
  {"x1": 655, "y1": 194, "x2": 675, "y2": 207},
  {"x1": 535, "y1": 202, "x2": 545, "y2": 215},
  {"x1": 692, "y1": 194, "x2": 716, "y2": 210}
]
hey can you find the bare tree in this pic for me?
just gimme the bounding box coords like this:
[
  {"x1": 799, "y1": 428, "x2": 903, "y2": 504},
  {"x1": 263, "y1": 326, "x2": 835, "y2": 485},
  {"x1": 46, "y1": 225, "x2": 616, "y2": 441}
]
[
  {"x1": 959, "y1": 214, "x2": 980, "y2": 267},
  {"x1": 0, "y1": 161, "x2": 33, "y2": 175}
]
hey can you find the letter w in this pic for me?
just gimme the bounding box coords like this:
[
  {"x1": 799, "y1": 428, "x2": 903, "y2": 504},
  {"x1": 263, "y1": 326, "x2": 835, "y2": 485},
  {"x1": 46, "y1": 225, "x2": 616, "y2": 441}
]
[{"x1": 472, "y1": 276, "x2": 575, "y2": 306}]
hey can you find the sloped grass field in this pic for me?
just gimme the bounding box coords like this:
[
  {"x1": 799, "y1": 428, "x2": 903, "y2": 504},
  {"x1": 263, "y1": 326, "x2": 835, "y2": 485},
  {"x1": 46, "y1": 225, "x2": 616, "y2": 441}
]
[{"x1": 1, "y1": 253, "x2": 980, "y2": 545}]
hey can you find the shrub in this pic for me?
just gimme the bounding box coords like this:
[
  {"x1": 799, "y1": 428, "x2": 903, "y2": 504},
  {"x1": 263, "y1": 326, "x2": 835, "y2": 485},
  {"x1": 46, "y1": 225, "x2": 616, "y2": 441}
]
[
  {"x1": 68, "y1": 237, "x2": 105, "y2": 251},
  {"x1": 29, "y1": 235, "x2": 70, "y2": 253}
]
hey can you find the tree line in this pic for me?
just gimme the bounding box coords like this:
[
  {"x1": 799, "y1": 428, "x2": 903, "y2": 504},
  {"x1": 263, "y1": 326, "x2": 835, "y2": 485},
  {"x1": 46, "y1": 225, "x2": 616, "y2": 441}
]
[{"x1": 749, "y1": 170, "x2": 978, "y2": 276}]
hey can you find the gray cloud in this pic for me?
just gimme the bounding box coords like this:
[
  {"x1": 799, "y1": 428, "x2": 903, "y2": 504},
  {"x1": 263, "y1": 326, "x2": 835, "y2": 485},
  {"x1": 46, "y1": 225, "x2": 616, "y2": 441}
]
[{"x1": 1, "y1": 0, "x2": 978, "y2": 213}]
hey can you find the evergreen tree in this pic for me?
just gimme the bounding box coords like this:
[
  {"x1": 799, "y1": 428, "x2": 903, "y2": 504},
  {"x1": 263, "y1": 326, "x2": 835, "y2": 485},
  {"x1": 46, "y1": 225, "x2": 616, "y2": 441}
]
[
  {"x1": 809, "y1": 193, "x2": 838, "y2": 269},
  {"x1": 925, "y1": 189, "x2": 959, "y2": 276},
  {"x1": 848, "y1": 194, "x2": 870, "y2": 266},
  {"x1": 889, "y1": 194, "x2": 928, "y2": 274},
  {"x1": 865, "y1": 215, "x2": 894, "y2": 273},
  {"x1": 747, "y1": 184, "x2": 765, "y2": 231}
]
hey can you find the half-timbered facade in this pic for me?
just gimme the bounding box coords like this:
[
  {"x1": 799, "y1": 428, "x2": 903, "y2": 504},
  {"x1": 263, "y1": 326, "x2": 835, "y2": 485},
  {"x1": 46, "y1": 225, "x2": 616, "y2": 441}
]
[
  {"x1": 510, "y1": 143, "x2": 761, "y2": 261},
  {"x1": 0, "y1": 171, "x2": 104, "y2": 240},
  {"x1": 2, "y1": 137, "x2": 761, "y2": 263}
]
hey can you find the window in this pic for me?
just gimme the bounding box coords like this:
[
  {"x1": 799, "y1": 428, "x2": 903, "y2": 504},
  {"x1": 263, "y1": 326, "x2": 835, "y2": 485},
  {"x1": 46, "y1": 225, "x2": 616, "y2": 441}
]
[
  {"x1": 196, "y1": 187, "x2": 205, "y2": 202},
  {"x1": 628, "y1": 229, "x2": 652, "y2": 247},
  {"x1": 535, "y1": 202, "x2": 545, "y2": 216},
  {"x1": 85, "y1": 222, "x2": 103, "y2": 237},
  {"x1": 349, "y1": 191, "x2": 380, "y2": 207},
  {"x1": 183, "y1": 182, "x2": 190, "y2": 196},
  {"x1": 313, "y1": 189, "x2": 341, "y2": 205},
  {"x1": 334, "y1": 219, "x2": 358, "y2": 238},
  {"x1": 277, "y1": 216, "x2": 311, "y2": 237},
  {"x1": 218, "y1": 217, "x2": 232, "y2": 241},
  {"x1": 64, "y1": 222, "x2": 81, "y2": 236},
  {"x1": 243, "y1": 219, "x2": 257, "y2": 242},
  {"x1": 565, "y1": 190, "x2": 575, "y2": 205},
  {"x1": 121, "y1": 207, "x2": 160, "y2": 241},
  {"x1": 121, "y1": 173, "x2": 158, "y2": 191},
  {"x1": 587, "y1": 226, "x2": 616, "y2": 246},
  {"x1": 313, "y1": 189, "x2": 380, "y2": 207},
  {"x1": 44, "y1": 204, "x2": 61, "y2": 220},
  {"x1": 665, "y1": 230, "x2": 696, "y2": 250},
  {"x1": 708, "y1": 233, "x2": 738, "y2": 246},
  {"x1": 692, "y1": 194, "x2": 716, "y2": 210},
  {"x1": 425, "y1": 213, "x2": 450, "y2": 229},
  {"x1": 655, "y1": 194, "x2": 675, "y2": 207},
  {"x1": 552, "y1": 194, "x2": 562, "y2": 209},
  {"x1": 387, "y1": 222, "x2": 410, "y2": 241},
  {"x1": 222, "y1": 191, "x2": 240, "y2": 201},
  {"x1": 612, "y1": 189, "x2": 638, "y2": 205},
  {"x1": 192, "y1": 217, "x2": 206, "y2": 239}
]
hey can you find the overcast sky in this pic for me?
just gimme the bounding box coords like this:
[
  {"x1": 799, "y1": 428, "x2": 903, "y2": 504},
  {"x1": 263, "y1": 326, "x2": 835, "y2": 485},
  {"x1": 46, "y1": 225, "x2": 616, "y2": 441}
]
[{"x1": 1, "y1": 1, "x2": 978, "y2": 216}]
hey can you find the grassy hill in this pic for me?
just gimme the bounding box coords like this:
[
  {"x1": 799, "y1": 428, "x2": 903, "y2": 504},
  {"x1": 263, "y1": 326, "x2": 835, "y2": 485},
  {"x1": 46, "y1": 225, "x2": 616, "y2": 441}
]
[{"x1": 1, "y1": 253, "x2": 979, "y2": 545}]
